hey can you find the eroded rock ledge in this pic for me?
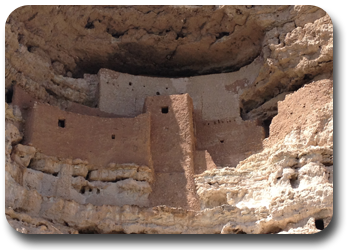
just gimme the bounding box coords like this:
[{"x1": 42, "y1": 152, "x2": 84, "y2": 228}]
[{"x1": 5, "y1": 5, "x2": 333, "y2": 234}]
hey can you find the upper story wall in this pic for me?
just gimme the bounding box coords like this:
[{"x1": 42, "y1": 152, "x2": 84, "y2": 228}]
[
  {"x1": 24, "y1": 102, "x2": 152, "y2": 169},
  {"x1": 97, "y1": 60, "x2": 265, "y2": 168},
  {"x1": 12, "y1": 85, "x2": 121, "y2": 121},
  {"x1": 98, "y1": 56, "x2": 263, "y2": 121}
]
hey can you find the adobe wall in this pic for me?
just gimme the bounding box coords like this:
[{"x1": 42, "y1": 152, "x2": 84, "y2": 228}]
[
  {"x1": 66, "y1": 102, "x2": 124, "y2": 118},
  {"x1": 24, "y1": 102, "x2": 152, "y2": 169},
  {"x1": 97, "y1": 58, "x2": 265, "y2": 167},
  {"x1": 98, "y1": 56, "x2": 263, "y2": 120},
  {"x1": 266, "y1": 79, "x2": 334, "y2": 147},
  {"x1": 12, "y1": 85, "x2": 37, "y2": 121},
  {"x1": 144, "y1": 94, "x2": 200, "y2": 210},
  {"x1": 12, "y1": 85, "x2": 121, "y2": 120},
  {"x1": 195, "y1": 119, "x2": 264, "y2": 167},
  {"x1": 194, "y1": 150, "x2": 217, "y2": 175}
]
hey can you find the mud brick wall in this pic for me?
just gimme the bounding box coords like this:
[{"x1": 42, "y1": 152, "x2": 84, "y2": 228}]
[
  {"x1": 144, "y1": 94, "x2": 200, "y2": 210},
  {"x1": 97, "y1": 57, "x2": 262, "y2": 120},
  {"x1": 195, "y1": 119, "x2": 264, "y2": 167},
  {"x1": 12, "y1": 85, "x2": 122, "y2": 120},
  {"x1": 24, "y1": 102, "x2": 152, "y2": 168}
]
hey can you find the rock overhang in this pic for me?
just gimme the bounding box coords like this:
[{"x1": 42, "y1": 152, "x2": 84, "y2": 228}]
[{"x1": 8, "y1": 5, "x2": 269, "y2": 78}]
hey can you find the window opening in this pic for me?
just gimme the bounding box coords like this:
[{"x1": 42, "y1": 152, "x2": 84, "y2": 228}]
[
  {"x1": 58, "y1": 120, "x2": 66, "y2": 128},
  {"x1": 161, "y1": 107, "x2": 169, "y2": 114}
]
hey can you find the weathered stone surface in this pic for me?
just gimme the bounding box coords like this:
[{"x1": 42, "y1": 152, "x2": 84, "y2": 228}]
[
  {"x1": 278, "y1": 217, "x2": 323, "y2": 234},
  {"x1": 240, "y1": 13, "x2": 333, "y2": 120},
  {"x1": 5, "y1": 5, "x2": 333, "y2": 234},
  {"x1": 11, "y1": 144, "x2": 36, "y2": 167},
  {"x1": 195, "y1": 79, "x2": 333, "y2": 233},
  {"x1": 88, "y1": 164, "x2": 153, "y2": 183},
  {"x1": 6, "y1": 207, "x2": 78, "y2": 234}
]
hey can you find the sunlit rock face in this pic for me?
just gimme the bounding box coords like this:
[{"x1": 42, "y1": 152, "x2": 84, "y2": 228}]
[{"x1": 5, "y1": 5, "x2": 332, "y2": 234}]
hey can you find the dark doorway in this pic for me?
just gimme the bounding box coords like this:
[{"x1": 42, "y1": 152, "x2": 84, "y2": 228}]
[{"x1": 262, "y1": 117, "x2": 273, "y2": 138}]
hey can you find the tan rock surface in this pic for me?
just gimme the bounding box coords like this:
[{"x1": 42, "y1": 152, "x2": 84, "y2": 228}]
[{"x1": 5, "y1": 5, "x2": 332, "y2": 234}]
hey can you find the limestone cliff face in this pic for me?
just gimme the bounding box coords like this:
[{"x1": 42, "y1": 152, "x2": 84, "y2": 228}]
[
  {"x1": 5, "y1": 5, "x2": 333, "y2": 234},
  {"x1": 196, "y1": 80, "x2": 333, "y2": 234}
]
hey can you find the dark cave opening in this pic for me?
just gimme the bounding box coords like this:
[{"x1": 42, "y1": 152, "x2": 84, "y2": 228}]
[
  {"x1": 239, "y1": 72, "x2": 318, "y2": 124},
  {"x1": 239, "y1": 74, "x2": 322, "y2": 140},
  {"x1": 85, "y1": 21, "x2": 95, "y2": 29},
  {"x1": 70, "y1": 43, "x2": 261, "y2": 79},
  {"x1": 5, "y1": 88, "x2": 13, "y2": 104},
  {"x1": 216, "y1": 32, "x2": 230, "y2": 39},
  {"x1": 315, "y1": 219, "x2": 325, "y2": 230},
  {"x1": 78, "y1": 227, "x2": 101, "y2": 234}
]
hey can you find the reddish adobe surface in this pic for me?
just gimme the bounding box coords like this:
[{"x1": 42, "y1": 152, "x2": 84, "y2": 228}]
[
  {"x1": 13, "y1": 84, "x2": 270, "y2": 210},
  {"x1": 24, "y1": 102, "x2": 152, "y2": 168},
  {"x1": 194, "y1": 150, "x2": 217, "y2": 175},
  {"x1": 12, "y1": 85, "x2": 123, "y2": 120},
  {"x1": 12, "y1": 85, "x2": 37, "y2": 121},
  {"x1": 267, "y1": 79, "x2": 333, "y2": 147},
  {"x1": 195, "y1": 118, "x2": 264, "y2": 167},
  {"x1": 144, "y1": 94, "x2": 200, "y2": 210}
]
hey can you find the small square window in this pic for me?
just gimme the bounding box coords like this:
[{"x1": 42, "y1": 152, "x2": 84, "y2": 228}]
[
  {"x1": 161, "y1": 107, "x2": 169, "y2": 114},
  {"x1": 58, "y1": 119, "x2": 65, "y2": 128},
  {"x1": 112, "y1": 134, "x2": 115, "y2": 139}
]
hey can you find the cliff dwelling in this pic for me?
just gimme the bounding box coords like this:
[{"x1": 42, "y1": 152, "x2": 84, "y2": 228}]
[
  {"x1": 11, "y1": 65, "x2": 266, "y2": 210},
  {"x1": 5, "y1": 5, "x2": 333, "y2": 234}
]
